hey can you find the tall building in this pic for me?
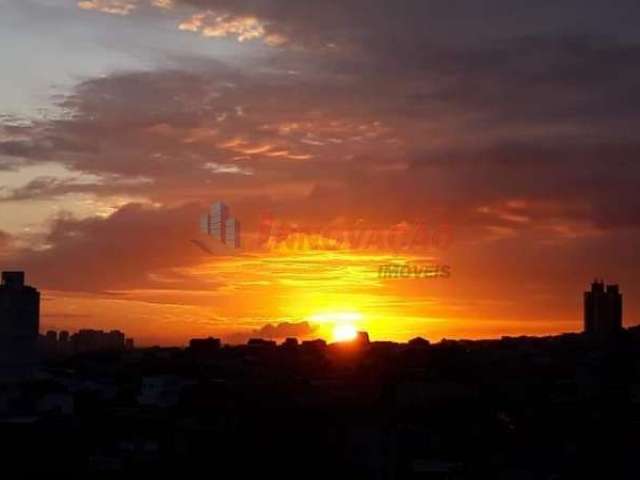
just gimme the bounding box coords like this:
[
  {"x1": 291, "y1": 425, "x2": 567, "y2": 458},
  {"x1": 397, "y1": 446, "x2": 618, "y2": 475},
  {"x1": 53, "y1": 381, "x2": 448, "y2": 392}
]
[
  {"x1": 584, "y1": 280, "x2": 622, "y2": 336},
  {"x1": 0, "y1": 271, "x2": 40, "y2": 378},
  {"x1": 225, "y1": 217, "x2": 241, "y2": 248}
]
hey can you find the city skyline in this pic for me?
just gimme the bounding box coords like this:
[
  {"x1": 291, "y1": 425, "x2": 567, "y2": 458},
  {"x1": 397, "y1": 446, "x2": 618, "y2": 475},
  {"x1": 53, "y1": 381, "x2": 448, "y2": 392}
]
[
  {"x1": 0, "y1": 270, "x2": 628, "y2": 349},
  {"x1": 3, "y1": 272, "x2": 637, "y2": 475}
]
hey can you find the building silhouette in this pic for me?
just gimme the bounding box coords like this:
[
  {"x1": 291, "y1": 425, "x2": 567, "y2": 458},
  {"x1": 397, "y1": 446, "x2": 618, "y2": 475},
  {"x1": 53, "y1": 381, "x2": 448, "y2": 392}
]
[
  {"x1": 71, "y1": 329, "x2": 126, "y2": 353},
  {"x1": 282, "y1": 337, "x2": 299, "y2": 349},
  {"x1": 0, "y1": 271, "x2": 40, "y2": 378},
  {"x1": 356, "y1": 331, "x2": 370, "y2": 345},
  {"x1": 40, "y1": 328, "x2": 134, "y2": 357},
  {"x1": 584, "y1": 280, "x2": 622, "y2": 336},
  {"x1": 188, "y1": 337, "x2": 221, "y2": 357}
]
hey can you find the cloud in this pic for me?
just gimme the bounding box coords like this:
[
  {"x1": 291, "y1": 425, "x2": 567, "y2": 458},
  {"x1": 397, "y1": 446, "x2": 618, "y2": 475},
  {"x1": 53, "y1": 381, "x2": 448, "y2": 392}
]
[
  {"x1": 7, "y1": 202, "x2": 215, "y2": 292},
  {"x1": 225, "y1": 320, "x2": 318, "y2": 344},
  {"x1": 178, "y1": 11, "x2": 285, "y2": 45},
  {"x1": 203, "y1": 162, "x2": 253, "y2": 176},
  {"x1": 0, "y1": 173, "x2": 152, "y2": 203},
  {"x1": 164, "y1": 1, "x2": 640, "y2": 54},
  {"x1": 3, "y1": 52, "x2": 640, "y2": 236},
  {"x1": 77, "y1": 0, "x2": 174, "y2": 16},
  {"x1": 151, "y1": 0, "x2": 174, "y2": 8},
  {"x1": 0, "y1": 230, "x2": 13, "y2": 255},
  {"x1": 77, "y1": 0, "x2": 138, "y2": 15}
]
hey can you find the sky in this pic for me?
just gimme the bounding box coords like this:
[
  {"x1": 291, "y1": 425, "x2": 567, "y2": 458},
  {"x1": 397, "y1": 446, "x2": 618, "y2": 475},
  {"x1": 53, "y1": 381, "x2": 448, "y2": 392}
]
[{"x1": 1, "y1": 0, "x2": 640, "y2": 345}]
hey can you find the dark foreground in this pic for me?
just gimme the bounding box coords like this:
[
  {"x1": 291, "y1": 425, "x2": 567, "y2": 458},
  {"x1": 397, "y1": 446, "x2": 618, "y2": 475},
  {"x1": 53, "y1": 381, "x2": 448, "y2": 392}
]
[{"x1": 2, "y1": 330, "x2": 640, "y2": 479}]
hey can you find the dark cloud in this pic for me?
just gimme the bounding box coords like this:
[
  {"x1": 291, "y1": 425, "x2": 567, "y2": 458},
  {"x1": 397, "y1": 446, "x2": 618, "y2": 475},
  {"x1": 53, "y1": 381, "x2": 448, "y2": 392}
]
[
  {"x1": 4, "y1": 55, "x2": 640, "y2": 232},
  {"x1": 8, "y1": 202, "x2": 217, "y2": 292},
  {"x1": 164, "y1": 1, "x2": 640, "y2": 139},
  {"x1": 0, "y1": 139, "x2": 45, "y2": 158},
  {"x1": 225, "y1": 320, "x2": 318, "y2": 344},
  {"x1": 0, "y1": 174, "x2": 151, "y2": 202},
  {"x1": 174, "y1": 0, "x2": 640, "y2": 53}
]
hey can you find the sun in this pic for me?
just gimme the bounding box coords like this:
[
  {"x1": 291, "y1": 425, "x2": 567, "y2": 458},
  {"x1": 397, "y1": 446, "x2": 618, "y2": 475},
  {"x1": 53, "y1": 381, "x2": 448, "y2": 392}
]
[
  {"x1": 306, "y1": 311, "x2": 363, "y2": 342},
  {"x1": 332, "y1": 324, "x2": 357, "y2": 342}
]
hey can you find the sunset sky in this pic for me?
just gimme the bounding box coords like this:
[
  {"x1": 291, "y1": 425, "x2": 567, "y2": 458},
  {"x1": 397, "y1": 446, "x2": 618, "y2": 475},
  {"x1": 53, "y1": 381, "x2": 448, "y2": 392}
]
[{"x1": 1, "y1": 0, "x2": 640, "y2": 345}]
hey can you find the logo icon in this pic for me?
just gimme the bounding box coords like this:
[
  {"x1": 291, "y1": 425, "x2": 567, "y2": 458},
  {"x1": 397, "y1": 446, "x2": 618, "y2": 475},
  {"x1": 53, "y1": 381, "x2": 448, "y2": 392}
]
[{"x1": 199, "y1": 201, "x2": 241, "y2": 248}]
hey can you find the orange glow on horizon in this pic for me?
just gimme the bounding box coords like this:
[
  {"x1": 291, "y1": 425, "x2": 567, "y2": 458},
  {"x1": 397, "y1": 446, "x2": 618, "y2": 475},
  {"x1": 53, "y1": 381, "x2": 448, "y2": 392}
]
[{"x1": 38, "y1": 241, "x2": 585, "y2": 346}]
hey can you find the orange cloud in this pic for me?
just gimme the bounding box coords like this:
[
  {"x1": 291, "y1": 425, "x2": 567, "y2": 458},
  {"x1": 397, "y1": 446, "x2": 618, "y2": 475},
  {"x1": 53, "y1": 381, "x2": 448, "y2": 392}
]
[
  {"x1": 78, "y1": 0, "x2": 174, "y2": 15},
  {"x1": 77, "y1": 0, "x2": 137, "y2": 15},
  {"x1": 150, "y1": 0, "x2": 173, "y2": 8},
  {"x1": 178, "y1": 10, "x2": 287, "y2": 46}
]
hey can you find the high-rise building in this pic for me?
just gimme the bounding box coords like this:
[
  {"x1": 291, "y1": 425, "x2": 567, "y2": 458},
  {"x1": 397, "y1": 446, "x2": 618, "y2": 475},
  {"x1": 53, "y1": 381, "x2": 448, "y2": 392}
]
[
  {"x1": 0, "y1": 271, "x2": 40, "y2": 378},
  {"x1": 584, "y1": 280, "x2": 622, "y2": 336},
  {"x1": 225, "y1": 217, "x2": 241, "y2": 248}
]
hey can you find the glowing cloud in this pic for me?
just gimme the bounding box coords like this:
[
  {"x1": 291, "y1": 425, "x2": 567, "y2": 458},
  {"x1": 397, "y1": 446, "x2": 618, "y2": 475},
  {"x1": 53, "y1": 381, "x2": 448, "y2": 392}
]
[
  {"x1": 150, "y1": 0, "x2": 173, "y2": 8},
  {"x1": 178, "y1": 11, "x2": 287, "y2": 45},
  {"x1": 203, "y1": 162, "x2": 253, "y2": 176},
  {"x1": 77, "y1": 0, "x2": 137, "y2": 15}
]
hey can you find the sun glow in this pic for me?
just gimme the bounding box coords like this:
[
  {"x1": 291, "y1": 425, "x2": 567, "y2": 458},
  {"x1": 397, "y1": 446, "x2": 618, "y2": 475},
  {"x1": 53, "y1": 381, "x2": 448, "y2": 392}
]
[
  {"x1": 307, "y1": 311, "x2": 363, "y2": 342},
  {"x1": 308, "y1": 311, "x2": 362, "y2": 324},
  {"x1": 332, "y1": 324, "x2": 357, "y2": 342}
]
